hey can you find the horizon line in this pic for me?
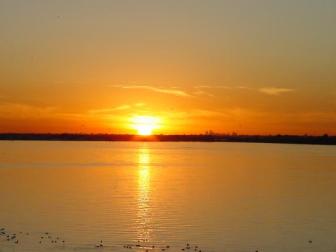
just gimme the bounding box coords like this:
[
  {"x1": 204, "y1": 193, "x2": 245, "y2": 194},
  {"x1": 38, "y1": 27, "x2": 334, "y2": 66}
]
[
  {"x1": 0, "y1": 133, "x2": 335, "y2": 146},
  {"x1": 0, "y1": 132, "x2": 334, "y2": 137}
]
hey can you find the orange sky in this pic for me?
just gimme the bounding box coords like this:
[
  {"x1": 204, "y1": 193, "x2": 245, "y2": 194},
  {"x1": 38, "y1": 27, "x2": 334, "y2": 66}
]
[{"x1": 0, "y1": 1, "x2": 336, "y2": 135}]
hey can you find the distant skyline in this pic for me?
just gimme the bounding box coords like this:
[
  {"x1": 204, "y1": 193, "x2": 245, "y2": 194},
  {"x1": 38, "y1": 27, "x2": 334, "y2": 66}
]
[{"x1": 1, "y1": 0, "x2": 336, "y2": 135}]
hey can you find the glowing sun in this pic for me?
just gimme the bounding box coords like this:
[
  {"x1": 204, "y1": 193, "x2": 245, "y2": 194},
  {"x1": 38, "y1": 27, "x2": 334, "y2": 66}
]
[{"x1": 131, "y1": 116, "x2": 161, "y2": 136}]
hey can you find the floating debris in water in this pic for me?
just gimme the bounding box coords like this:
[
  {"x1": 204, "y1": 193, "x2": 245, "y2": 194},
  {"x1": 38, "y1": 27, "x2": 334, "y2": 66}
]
[{"x1": 0, "y1": 226, "x2": 321, "y2": 252}]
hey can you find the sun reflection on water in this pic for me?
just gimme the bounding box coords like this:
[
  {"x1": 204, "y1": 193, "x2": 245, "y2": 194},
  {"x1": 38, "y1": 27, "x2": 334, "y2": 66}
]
[{"x1": 137, "y1": 146, "x2": 152, "y2": 241}]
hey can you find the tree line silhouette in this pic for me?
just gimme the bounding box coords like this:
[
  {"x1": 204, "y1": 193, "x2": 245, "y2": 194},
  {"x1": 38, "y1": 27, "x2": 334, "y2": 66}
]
[{"x1": 0, "y1": 133, "x2": 335, "y2": 145}]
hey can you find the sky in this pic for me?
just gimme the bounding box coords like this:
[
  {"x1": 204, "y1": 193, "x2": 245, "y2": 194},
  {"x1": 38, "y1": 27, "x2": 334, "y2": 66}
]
[{"x1": 0, "y1": 0, "x2": 335, "y2": 135}]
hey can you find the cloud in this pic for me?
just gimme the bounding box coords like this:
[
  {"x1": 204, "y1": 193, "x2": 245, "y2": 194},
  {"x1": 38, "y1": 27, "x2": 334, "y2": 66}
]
[
  {"x1": 195, "y1": 85, "x2": 295, "y2": 96},
  {"x1": 194, "y1": 85, "x2": 251, "y2": 90},
  {"x1": 192, "y1": 85, "x2": 254, "y2": 97},
  {"x1": 163, "y1": 107, "x2": 266, "y2": 121},
  {"x1": 88, "y1": 103, "x2": 147, "y2": 116},
  {"x1": 0, "y1": 102, "x2": 56, "y2": 119},
  {"x1": 111, "y1": 85, "x2": 191, "y2": 97},
  {"x1": 135, "y1": 102, "x2": 145, "y2": 107},
  {"x1": 259, "y1": 87, "x2": 294, "y2": 95},
  {"x1": 195, "y1": 85, "x2": 231, "y2": 90},
  {"x1": 192, "y1": 90, "x2": 214, "y2": 97},
  {"x1": 88, "y1": 105, "x2": 131, "y2": 115}
]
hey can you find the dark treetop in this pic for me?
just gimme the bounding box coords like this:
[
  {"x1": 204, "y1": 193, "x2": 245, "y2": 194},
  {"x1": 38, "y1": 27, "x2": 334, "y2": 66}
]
[{"x1": 0, "y1": 133, "x2": 335, "y2": 145}]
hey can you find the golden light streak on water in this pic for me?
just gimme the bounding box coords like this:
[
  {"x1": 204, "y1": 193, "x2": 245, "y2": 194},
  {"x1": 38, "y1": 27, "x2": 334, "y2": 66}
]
[{"x1": 137, "y1": 146, "x2": 152, "y2": 242}]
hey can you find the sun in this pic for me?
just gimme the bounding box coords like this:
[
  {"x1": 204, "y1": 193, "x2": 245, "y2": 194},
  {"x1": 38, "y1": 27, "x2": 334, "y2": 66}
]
[{"x1": 130, "y1": 116, "x2": 161, "y2": 136}]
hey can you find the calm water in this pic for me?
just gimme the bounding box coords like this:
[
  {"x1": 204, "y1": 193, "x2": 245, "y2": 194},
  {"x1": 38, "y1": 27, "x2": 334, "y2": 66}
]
[{"x1": 0, "y1": 141, "x2": 336, "y2": 252}]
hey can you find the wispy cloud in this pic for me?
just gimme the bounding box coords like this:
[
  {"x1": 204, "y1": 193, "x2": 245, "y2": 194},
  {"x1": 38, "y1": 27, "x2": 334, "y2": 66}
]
[
  {"x1": 259, "y1": 87, "x2": 294, "y2": 95},
  {"x1": 111, "y1": 85, "x2": 191, "y2": 97},
  {"x1": 192, "y1": 90, "x2": 214, "y2": 97},
  {"x1": 194, "y1": 85, "x2": 251, "y2": 90},
  {"x1": 0, "y1": 102, "x2": 56, "y2": 119},
  {"x1": 192, "y1": 85, "x2": 253, "y2": 97},
  {"x1": 88, "y1": 103, "x2": 146, "y2": 116},
  {"x1": 135, "y1": 102, "x2": 145, "y2": 107},
  {"x1": 88, "y1": 105, "x2": 131, "y2": 115},
  {"x1": 195, "y1": 85, "x2": 295, "y2": 96}
]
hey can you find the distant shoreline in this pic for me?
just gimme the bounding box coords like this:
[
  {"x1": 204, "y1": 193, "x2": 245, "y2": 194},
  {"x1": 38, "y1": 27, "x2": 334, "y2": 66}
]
[{"x1": 0, "y1": 133, "x2": 335, "y2": 145}]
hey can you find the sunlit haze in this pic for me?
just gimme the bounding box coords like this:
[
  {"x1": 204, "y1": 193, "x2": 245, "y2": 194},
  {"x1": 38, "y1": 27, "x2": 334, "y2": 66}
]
[{"x1": 0, "y1": 0, "x2": 335, "y2": 134}]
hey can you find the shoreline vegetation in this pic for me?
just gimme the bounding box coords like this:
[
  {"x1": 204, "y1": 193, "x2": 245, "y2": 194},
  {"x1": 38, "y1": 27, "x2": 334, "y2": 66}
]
[{"x1": 0, "y1": 133, "x2": 335, "y2": 145}]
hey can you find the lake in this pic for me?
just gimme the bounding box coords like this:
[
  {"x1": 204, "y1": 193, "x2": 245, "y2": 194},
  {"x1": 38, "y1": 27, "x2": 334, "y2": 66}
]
[{"x1": 0, "y1": 141, "x2": 336, "y2": 252}]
